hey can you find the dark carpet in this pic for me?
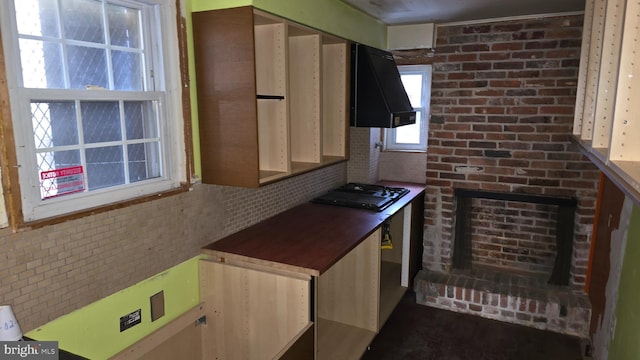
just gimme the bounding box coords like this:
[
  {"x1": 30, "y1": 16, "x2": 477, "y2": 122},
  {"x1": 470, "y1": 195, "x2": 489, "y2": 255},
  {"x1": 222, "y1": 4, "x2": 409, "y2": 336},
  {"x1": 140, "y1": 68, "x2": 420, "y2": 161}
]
[{"x1": 362, "y1": 291, "x2": 585, "y2": 360}]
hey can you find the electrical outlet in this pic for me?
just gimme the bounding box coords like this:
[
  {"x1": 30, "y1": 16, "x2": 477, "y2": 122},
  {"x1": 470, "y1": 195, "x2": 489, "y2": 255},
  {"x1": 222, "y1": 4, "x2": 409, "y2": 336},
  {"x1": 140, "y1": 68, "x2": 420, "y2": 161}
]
[
  {"x1": 150, "y1": 291, "x2": 165, "y2": 322},
  {"x1": 120, "y1": 309, "x2": 142, "y2": 332}
]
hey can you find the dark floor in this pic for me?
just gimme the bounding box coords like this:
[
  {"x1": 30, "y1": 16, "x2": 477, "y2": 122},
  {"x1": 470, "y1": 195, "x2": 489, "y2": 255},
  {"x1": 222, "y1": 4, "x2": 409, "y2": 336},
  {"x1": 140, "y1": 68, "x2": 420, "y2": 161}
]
[{"x1": 362, "y1": 291, "x2": 586, "y2": 360}]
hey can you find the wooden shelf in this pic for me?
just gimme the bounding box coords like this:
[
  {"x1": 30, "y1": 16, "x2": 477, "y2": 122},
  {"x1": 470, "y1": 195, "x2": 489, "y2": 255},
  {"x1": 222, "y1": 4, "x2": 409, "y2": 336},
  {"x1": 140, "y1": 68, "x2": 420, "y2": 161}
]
[
  {"x1": 316, "y1": 318, "x2": 376, "y2": 360},
  {"x1": 610, "y1": 161, "x2": 640, "y2": 193},
  {"x1": 322, "y1": 155, "x2": 345, "y2": 165},
  {"x1": 591, "y1": 147, "x2": 608, "y2": 162},
  {"x1": 291, "y1": 161, "x2": 320, "y2": 174},
  {"x1": 259, "y1": 169, "x2": 288, "y2": 184}
]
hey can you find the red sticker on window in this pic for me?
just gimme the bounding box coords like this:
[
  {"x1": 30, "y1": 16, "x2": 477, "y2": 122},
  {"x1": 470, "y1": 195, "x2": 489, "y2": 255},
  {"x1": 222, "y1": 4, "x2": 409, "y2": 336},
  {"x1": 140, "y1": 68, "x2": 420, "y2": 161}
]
[{"x1": 40, "y1": 166, "x2": 85, "y2": 199}]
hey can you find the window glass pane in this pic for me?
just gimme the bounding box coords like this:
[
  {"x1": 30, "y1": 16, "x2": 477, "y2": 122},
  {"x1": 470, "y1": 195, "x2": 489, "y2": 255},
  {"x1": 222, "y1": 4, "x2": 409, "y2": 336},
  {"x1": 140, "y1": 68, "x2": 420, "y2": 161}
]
[
  {"x1": 125, "y1": 101, "x2": 158, "y2": 139},
  {"x1": 61, "y1": 0, "x2": 105, "y2": 44},
  {"x1": 113, "y1": 51, "x2": 142, "y2": 90},
  {"x1": 32, "y1": 101, "x2": 79, "y2": 148},
  {"x1": 15, "y1": 0, "x2": 60, "y2": 37},
  {"x1": 37, "y1": 150, "x2": 82, "y2": 199},
  {"x1": 37, "y1": 150, "x2": 81, "y2": 172},
  {"x1": 401, "y1": 74, "x2": 423, "y2": 108},
  {"x1": 86, "y1": 146, "x2": 124, "y2": 189},
  {"x1": 395, "y1": 112, "x2": 421, "y2": 144},
  {"x1": 19, "y1": 39, "x2": 65, "y2": 88},
  {"x1": 128, "y1": 142, "x2": 161, "y2": 183},
  {"x1": 68, "y1": 45, "x2": 108, "y2": 89},
  {"x1": 107, "y1": 4, "x2": 141, "y2": 48},
  {"x1": 81, "y1": 101, "x2": 122, "y2": 143}
]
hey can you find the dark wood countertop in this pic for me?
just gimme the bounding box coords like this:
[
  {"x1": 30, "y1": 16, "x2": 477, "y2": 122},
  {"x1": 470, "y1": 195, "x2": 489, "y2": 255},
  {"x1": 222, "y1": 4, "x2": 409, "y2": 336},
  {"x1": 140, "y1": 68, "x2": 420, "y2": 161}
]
[{"x1": 201, "y1": 182, "x2": 425, "y2": 276}]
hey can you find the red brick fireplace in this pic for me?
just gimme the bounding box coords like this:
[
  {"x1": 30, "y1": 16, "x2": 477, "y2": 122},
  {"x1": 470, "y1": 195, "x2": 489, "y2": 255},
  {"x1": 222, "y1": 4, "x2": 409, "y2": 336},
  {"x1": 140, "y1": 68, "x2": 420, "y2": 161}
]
[
  {"x1": 452, "y1": 189, "x2": 577, "y2": 285},
  {"x1": 408, "y1": 14, "x2": 600, "y2": 337}
]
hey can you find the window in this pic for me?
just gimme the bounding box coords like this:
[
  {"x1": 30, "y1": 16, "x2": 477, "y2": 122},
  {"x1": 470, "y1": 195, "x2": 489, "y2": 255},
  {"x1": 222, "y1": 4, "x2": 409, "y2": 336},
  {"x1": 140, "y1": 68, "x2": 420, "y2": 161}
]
[
  {"x1": 0, "y1": 0, "x2": 185, "y2": 221},
  {"x1": 385, "y1": 65, "x2": 431, "y2": 151}
]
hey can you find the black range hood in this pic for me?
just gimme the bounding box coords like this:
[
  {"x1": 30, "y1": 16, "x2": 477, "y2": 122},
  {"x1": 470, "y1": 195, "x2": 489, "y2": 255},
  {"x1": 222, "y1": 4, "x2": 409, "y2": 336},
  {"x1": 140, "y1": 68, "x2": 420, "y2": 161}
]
[{"x1": 350, "y1": 43, "x2": 416, "y2": 128}]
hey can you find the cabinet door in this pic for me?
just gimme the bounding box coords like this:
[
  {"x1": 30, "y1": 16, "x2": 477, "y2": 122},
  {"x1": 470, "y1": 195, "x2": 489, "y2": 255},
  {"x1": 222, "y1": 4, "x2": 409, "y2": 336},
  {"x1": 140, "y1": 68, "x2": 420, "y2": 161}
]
[
  {"x1": 192, "y1": 7, "x2": 261, "y2": 187},
  {"x1": 199, "y1": 260, "x2": 311, "y2": 359}
]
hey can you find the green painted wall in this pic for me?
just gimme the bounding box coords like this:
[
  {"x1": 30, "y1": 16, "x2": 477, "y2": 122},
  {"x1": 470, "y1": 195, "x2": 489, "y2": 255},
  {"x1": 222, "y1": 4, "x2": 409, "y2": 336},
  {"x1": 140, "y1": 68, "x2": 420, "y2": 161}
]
[
  {"x1": 609, "y1": 204, "x2": 640, "y2": 359},
  {"x1": 186, "y1": 0, "x2": 386, "y2": 178},
  {"x1": 189, "y1": 0, "x2": 385, "y2": 46},
  {"x1": 25, "y1": 257, "x2": 201, "y2": 359}
]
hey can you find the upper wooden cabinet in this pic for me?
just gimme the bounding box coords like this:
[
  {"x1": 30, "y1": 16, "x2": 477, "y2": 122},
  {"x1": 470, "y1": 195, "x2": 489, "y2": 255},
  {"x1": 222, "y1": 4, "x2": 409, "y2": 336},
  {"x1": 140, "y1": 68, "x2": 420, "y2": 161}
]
[{"x1": 192, "y1": 7, "x2": 349, "y2": 187}]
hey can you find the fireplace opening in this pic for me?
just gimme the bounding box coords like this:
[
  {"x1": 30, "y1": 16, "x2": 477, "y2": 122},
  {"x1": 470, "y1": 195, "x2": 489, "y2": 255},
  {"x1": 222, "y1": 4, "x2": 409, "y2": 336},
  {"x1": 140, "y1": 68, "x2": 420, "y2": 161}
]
[{"x1": 453, "y1": 189, "x2": 577, "y2": 286}]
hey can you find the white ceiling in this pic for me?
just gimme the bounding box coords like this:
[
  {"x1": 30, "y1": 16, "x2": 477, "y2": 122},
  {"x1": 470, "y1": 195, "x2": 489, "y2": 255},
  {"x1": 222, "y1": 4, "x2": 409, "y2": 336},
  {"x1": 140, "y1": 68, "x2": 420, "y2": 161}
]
[{"x1": 341, "y1": 0, "x2": 585, "y2": 25}]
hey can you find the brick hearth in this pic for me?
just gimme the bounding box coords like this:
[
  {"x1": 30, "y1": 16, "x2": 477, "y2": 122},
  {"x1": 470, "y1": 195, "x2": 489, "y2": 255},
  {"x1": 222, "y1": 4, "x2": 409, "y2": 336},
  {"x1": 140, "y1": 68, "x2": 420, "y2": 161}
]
[{"x1": 414, "y1": 268, "x2": 591, "y2": 337}]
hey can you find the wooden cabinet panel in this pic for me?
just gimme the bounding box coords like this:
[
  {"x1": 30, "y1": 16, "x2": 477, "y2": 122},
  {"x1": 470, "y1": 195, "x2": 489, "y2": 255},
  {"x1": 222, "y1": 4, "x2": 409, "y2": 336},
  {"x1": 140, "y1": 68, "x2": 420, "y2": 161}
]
[
  {"x1": 192, "y1": 7, "x2": 260, "y2": 187},
  {"x1": 322, "y1": 40, "x2": 349, "y2": 160},
  {"x1": 317, "y1": 229, "x2": 380, "y2": 331},
  {"x1": 199, "y1": 260, "x2": 311, "y2": 360},
  {"x1": 316, "y1": 229, "x2": 380, "y2": 360},
  {"x1": 591, "y1": 0, "x2": 625, "y2": 159}
]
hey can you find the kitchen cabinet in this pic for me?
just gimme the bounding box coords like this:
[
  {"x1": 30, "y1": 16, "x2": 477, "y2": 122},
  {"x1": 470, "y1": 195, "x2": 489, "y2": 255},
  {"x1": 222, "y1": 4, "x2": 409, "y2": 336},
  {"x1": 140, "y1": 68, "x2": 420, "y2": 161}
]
[
  {"x1": 199, "y1": 260, "x2": 312, "y2": 359},
  {"x1": 192, "y1": 7, "x2": 349, "y2": 188},
  {"x1": 199, "y1": 182, "x2": 425, "y2": 359},
  {"x1": 572, "y1": 0, "x2": 640, "y2": 204}
]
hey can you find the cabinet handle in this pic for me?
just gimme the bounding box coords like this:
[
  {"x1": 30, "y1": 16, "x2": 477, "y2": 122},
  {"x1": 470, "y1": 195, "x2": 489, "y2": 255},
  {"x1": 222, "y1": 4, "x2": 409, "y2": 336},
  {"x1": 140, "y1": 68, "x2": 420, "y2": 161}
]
[{"x1": 257, "y1": 94, "x2": 285, "y2": 100}]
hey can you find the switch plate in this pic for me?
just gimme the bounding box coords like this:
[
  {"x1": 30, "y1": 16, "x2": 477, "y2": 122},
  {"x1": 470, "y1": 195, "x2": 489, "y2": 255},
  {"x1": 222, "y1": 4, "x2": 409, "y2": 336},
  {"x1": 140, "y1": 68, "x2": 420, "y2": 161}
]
[{"x1": 150, "y1": 291, "x2": 165, "y2": 322}]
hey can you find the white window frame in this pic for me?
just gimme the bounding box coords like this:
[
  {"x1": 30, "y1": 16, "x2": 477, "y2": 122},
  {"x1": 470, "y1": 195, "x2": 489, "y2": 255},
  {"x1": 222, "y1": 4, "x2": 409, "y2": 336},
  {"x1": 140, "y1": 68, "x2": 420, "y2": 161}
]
[
  {"x1": 0, "y1": 0, "x2": 185, "y2": 221},
  {"x1": 385, "y1": 64, "x2": 431, "y2": 152}
]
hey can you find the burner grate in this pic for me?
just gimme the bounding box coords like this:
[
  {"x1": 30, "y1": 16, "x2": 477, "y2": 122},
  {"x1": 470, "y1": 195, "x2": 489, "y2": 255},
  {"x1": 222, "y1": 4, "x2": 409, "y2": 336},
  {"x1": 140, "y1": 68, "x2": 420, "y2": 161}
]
[{"x1": 312, "y1": 183, "x2": 409, "y2": 211}]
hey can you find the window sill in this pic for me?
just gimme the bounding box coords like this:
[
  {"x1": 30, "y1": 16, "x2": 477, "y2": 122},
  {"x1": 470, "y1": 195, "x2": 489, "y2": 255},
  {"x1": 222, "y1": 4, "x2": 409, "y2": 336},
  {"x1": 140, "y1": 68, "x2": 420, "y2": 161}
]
[
  {"x1": 382, "y1": 149, "x2": 427, "y2": 154},
  {"x1": 17, "y1": 183, "x2": 191, "y2": 230}
]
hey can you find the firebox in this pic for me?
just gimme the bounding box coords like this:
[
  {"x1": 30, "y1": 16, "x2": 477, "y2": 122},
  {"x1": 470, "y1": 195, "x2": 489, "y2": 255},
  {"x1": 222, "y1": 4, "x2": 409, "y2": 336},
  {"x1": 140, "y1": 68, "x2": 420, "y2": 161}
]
[{"x1": 453, "y1": 189, "x2": 578, "y2": 286}]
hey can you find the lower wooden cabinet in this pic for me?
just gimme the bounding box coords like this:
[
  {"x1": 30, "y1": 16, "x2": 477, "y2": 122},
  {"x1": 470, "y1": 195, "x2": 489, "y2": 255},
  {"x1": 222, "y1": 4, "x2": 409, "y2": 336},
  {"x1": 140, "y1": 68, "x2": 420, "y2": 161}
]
[
  {"x1": 199, "y1": 229, "x2": 384, "y2": 359},
  {"x1": 198, "y1": 196, "x2": 423, "y2": 359}
]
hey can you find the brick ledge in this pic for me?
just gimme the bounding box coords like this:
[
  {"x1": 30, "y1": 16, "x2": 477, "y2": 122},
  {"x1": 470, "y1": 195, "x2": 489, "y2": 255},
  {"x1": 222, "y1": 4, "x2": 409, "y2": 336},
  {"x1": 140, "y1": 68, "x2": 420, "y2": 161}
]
[{"x1": 413, "y1": 269, "x2": 591, "y2": 338}]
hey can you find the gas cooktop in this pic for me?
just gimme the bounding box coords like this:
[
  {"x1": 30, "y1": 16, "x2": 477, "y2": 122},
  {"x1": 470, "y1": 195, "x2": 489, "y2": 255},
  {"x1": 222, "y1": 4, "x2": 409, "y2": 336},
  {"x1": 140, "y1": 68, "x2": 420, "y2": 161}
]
[{"x1": 311, "y1": 183, "x2": 410, "y2": 211}]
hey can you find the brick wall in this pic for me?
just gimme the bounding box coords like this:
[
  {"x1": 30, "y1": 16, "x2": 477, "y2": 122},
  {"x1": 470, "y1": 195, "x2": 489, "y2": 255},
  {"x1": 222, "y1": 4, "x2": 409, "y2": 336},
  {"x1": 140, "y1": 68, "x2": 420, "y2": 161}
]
[
  {"x1": 423, "y1": 15, "x2": 600, "y2": 290},
  {"x1": 467, "y1": 198, "x2": 558, "y2": 276}
]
